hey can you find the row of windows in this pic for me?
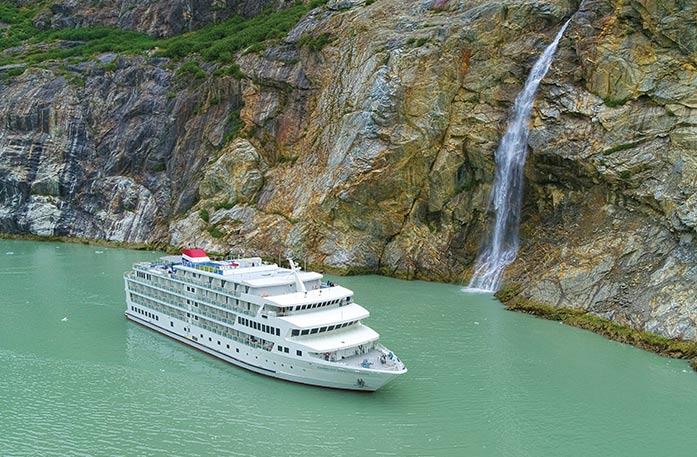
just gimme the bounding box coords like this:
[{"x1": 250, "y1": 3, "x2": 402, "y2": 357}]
[
  {"x1": 277, "y1": 345, "x2": 302, "y2": 357},
  {"x1": 180, "y1": 269, "x2": 250, "y2": 294},
  {"x1": 131, "y1": 276, "x2": 256, "y2": 319},
  {"x1": 132, "y1": 291, "x2": 273, "y2": 354},
  {"x1": 130, "y1": 293, "x2": 186, "y2": 321},
  {"x1": 131, "y1": 305, "x2": 159, "y2": 321},
  {"x1": 136, "y1": 271, "x2": 152, "y2": 280},
  {"x1": 238, "y1": 316, "x2": 280, "y2": 336},
  {"x1": 290, "y1": 320, "x2": 357, "y2": 337},
  {"x1": 185, "y1": 299, "x2": 236, "y2": 323},
  {"x1": 293, "y1": 298, "x2": 346, "y2": 312}
]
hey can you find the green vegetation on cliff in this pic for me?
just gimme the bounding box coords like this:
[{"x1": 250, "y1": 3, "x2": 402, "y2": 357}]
[
  {"x1": 0, "y1": 1, "x2": 327, "y2": 67},
  {"x1": 0, "y1": 3, "x2": 36, "y2": 50},
  {"x1": 496, "y1": 285, "x2": 697, "y2": 370},
  {"x1": 157, "y1": 1, "x2": 327, "y2": 62}
]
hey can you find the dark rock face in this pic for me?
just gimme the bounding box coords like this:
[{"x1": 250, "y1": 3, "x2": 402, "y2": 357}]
[
  {"x1": 3, "y1": 0, "x2": 697, "y2": 340},
  {"x1": 0, "y1": 57, "x2": 244, "y2": 242}
]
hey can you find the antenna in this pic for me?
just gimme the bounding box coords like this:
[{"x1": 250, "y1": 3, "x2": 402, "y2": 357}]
[{"x1": 288, "y1": 258, "x2": 307, "y2": 293}]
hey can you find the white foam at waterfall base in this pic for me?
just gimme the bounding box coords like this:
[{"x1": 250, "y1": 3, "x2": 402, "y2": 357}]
[{"x1": 467, "y1": 19, "x2": 571, "y2": 293}]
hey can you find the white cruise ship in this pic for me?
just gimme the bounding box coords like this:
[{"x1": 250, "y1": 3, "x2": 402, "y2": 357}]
[{"x1": 124, "y1": 249, "x2": 406, "y2": 391}]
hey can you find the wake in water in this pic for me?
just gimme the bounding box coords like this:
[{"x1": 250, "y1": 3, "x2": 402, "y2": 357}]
[{"x1": 467, "y1": 19, "x2": 571, "y2": 292}]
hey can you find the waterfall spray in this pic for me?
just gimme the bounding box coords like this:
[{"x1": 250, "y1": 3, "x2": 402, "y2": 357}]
[{"x1": 467, "y1": 19, "x2": 571, "y2": 292}]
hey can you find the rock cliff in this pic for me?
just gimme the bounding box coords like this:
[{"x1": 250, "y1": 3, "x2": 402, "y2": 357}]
[{"x1": 2, "y1": 0, "x2": 697, "y2": 340}]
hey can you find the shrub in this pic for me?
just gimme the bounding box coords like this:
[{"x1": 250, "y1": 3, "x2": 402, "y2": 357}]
[
  {"x1": 207, "y1": 225, "x2": 224, "y2": 238},
  {"x1": 297, "y1": 32, "x2": 333, "y2": 51},
  {"x1": 176, "y1": 61, "x2": 207, "y2": 80},
  {"x1": 199, "y1": 208, "x2": 210, "y2": 223},
  {"x1": 214, "y1": 200, "x2": 235, "y2": 210},
  {"x1": 213, "y1": 63, "x2": 244, "y2": 79},
  {"x1": 223, "y1": 109, "x2": 244, "y2": 144}
]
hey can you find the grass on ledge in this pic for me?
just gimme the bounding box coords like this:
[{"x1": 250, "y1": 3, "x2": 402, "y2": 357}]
[
  {"x1": 0, "y1": 0, "x2": 329, "y2": 67},
  {"x1": 496, "y1": 284, "x2": 697, "y2": 370}
]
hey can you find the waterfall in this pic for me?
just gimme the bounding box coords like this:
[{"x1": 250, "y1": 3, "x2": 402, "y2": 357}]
[{"x1": 467, "y1": 19, "x2": 571, "y2": 292}]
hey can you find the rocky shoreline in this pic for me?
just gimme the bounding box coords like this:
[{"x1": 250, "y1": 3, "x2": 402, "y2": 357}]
[{"x1": 496, "y1": 285, "x2": 697, "y2": 372}]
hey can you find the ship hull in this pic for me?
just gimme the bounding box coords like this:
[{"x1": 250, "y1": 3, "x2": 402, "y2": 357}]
[{"x1": 125, "y1": 308, "x2": 404, "y2": 392}]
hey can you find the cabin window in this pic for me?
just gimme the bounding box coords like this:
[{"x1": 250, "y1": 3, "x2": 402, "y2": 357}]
[
  {"x1": 328, "y1": 325, "x2": 335, "y2": 331},
  {"x1": 296, "y1": 350, "x2": 302, "y2": 356},
  {"x1": 301, "y1": 330, "x2": 309, "y2": 336},
  {"x1": 310, "y1": 328, "x2": 319, "y2": 334},
  {"x1": 277, "y1": 346, "x2": 283, "y2": 352},
  {"x1": 291, "y1": 330, "x2": 300, "y2": 336},
  {"x1": 284, "y1": 347, "x2": 289, "y2": 353},
  {"x1": 276, "y1": 328, "x2": 280, "y2": 336},
  {"x1": 320, "y1": 327, "x2": 327, "y2": 332}
]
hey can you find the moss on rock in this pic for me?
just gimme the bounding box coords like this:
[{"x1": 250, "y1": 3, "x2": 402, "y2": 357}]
[{"x1": 496, "y1": 284, "x2": 697, "y2": 370}]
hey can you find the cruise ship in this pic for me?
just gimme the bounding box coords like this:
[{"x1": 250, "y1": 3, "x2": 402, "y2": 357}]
[{"x1": 124, "y1": 249, "x2": 406, "y2": 391}]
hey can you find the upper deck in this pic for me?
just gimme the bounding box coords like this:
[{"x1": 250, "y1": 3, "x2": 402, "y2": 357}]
[{"x1": 129, "y1": 250, "x2": 354, "y2": 318}]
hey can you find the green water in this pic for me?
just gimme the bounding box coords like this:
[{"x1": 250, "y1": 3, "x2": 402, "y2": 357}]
[{"x1": 2, "y1": 240, "x2": 697, "y2": 456}]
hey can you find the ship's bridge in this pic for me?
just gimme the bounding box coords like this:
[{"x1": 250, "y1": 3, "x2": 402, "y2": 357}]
[
  {"x1": 264, "y1": 285, "x2": 352, "y2": 309},
  {"x1": 277, "y1": 302, "x2": 368, "y2": 328},
  {"x1": 288, "y1": 324, "x2": 379, "y2": 352}
]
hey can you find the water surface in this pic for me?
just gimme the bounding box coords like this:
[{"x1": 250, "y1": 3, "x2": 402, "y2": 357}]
[{"x1": 1, "y1": 240, "x2": 696, "y2": 456}]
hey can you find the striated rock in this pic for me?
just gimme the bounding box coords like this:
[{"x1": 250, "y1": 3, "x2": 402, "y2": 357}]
[
  {"x1": 0, "y1": 56, "x2": 244, "y2": 243},
  {"x1": 4, "y1": 0, "x2": 697, "y2": 342},
  {"x1": 199, "y1": 140, "x2": 268, "y2": 204}
]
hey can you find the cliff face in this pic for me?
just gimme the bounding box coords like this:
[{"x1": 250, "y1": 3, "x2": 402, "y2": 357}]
[
  {"x1": 2, "y1": 0, "x2": 697, "y2": 339},
  {"x1": 0, "y1": 54, "x2": 243, "y2": 242},
  {"x1": 516, "y1": 0, "x2": 697, "y2": 340}
]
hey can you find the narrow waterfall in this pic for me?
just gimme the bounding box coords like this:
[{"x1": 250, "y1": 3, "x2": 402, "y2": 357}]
[{"x1": 467, "y1": 19, "x2": 571, "y2": 292}]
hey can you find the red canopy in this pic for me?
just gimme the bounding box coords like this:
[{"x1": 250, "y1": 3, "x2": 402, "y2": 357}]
[{"x1": 182, "y1": 248, "x2": 208, "y2": 258}]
